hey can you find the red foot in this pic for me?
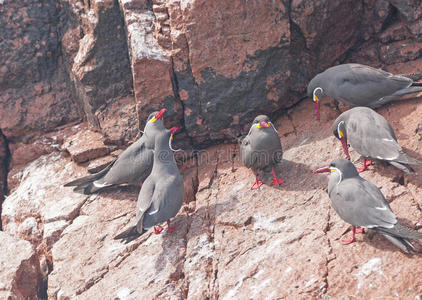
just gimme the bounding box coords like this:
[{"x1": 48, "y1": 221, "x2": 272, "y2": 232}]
[
  {"x1": 251, "y1": 172, "x2": 263, "y2": 190},
  {"x1": 355, "y1": 227, "x2": 365, "y2": 234},
  {"x1": 167, "y1": 220, "x2": 179, "y2": 233},
  {"x1": 154, "y1": 225, "x2": 163, "y2": 234},
  {"x1": 342, "y1": 226, "x2": 357, "y2": 245},
  {"x1": 271, "y1": 169, "x2": 284, "y2": 185},
  {"x1": 357, "y1": 159, "x2": 373, "y2": 172},
  {"x1": 342, "y1": 236, "x2": 356, "y2": 245}
]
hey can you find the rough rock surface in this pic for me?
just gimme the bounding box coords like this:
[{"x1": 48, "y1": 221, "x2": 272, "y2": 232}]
[
  {"x1": 0, "y1": 231, "x2": 42, "y2": 299},
  {"x1": 4, "y1": 87, "x2": 422, "y2": 298},
  {"x1": 2, "y1": 0, "x2": 422, "y2": 299}
]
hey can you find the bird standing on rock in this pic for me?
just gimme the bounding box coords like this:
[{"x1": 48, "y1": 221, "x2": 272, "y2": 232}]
[
  {"x1": 332, "y1": 106, "x2": 422, "y2": 173},
  {"x1": 240, "y1": 115, "x2": 284, "y2": 190},
  {"x1": 64, "y1": 109, "x2": 167, "y2": 194},
  {"x1": 307, "y1": 63, "x2": 422, "y2": 121},
  {"x1": 313, "y1": 159, "x2": 422, "y2": 253},
  {"x1": 115, "y1": 127, "x2": 184, "y2": 241}
]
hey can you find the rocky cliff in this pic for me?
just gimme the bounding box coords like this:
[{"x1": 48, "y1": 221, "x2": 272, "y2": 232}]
[{"x1": 1, "y1": 0, "x2": 422, "y2": 299}]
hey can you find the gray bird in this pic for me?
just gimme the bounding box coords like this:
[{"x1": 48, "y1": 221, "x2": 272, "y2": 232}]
[
  {"x1": 314, "y1": 158, "x2": 422, "y2": 253},
  {"x1": 115, "y1": 128, "x2": 184, "y2": 242},
  {"x1": 64, "y1": 109, "x2": 167, "y2": 194},
  {"x1": 240, "y1": 115, "x2": 284, "y2": 189},
  {"x1": 333, "y1": 106, "x2": 422, "y2": 173},
  {"x1": 307, "y1": 63, "x2": 422, "y2": 120}
]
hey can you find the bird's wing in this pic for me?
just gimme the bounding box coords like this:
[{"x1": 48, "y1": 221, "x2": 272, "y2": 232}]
[
  {"x1": 329, "y1": 64, "x2": 412, "y2": 105},
  {"x1": 101, "y1": 141, "x2": 153, "y2": 185},
  {"x1": 135, "y1": 178, "x2": 156, "y2": 233},
  {"x1": 142, "y1": 176, "x2": 184, "y2": 228},
  {"x1": 329, "y1": 178, "x2": 397, "y2": 228},
  {"x1": 346, "y1": 112, "x2": 401, "y2": 160},
  {"x1": 240, "y1": 135, "x2": 254, "y2": 168}
]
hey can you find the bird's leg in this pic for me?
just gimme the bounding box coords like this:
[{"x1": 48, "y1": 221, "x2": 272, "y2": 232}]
[
  {"x1": 271, "y1": 169, "x2": 284, "y2": 185},
  {"x1": 251, "y1": 171, "x2": 263, "y2": 190},
  {"x1": 167, "y1": 220, "x2": 179, "y2": 233},
  {"x1": 355, "y1": 227, "x2": 365, "y2": 234},
  {"x1": 342, "y1": 226, "x2": 357, "y2": 245},
  {"x1": 154, "y1": 226, "x2": 163, "y2": 234},
  {"x1": 357, "y1": 159, "x2": 373, "y2": 172}
]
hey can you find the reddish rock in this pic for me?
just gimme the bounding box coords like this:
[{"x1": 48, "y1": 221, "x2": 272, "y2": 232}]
[
  {"x1": 118, "y1": 0, "x2": 183, "y2": 132},
  {"x1": 0, "y1": 232, "x2": 42, "y2": 300},
  {"x1": 59, "y1": 0, "x2": 133, "y2": 130},
  {"x1": 96, "y1": 96, "x2": 139, "y2": 145},
  {"x1": 87, "y1": 155, "x2": 116, "y2": 174},
  {"x1": 63, "y1": 129, "x2": 110, "y2": 163},
  {"x1": 2, "y1": 153, "x2": 89, "y2": 243}
]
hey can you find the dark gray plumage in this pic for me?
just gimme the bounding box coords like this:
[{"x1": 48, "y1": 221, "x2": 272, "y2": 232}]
[
  {"x1": 240, "y1": 115, "x2": 284, "y2": 189},
  {"x1": 115, "y1": 129, "x2": 184, "y2": 242},
  {"x1": 332, "y1": 106, "x2": 422, "y2": 173},
  {"x1": 314, "y1": 159, "x2": 422, "y2": 253},
  {"x1": 307, "y1": 63, "x2": 422, "y2": 120},
  {"x1": 64, "y1": 109, "x2": 166, "y2": 194}
]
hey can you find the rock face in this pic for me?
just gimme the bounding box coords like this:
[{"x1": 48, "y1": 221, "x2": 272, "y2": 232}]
[
  {"x1": 3, "y1": 89, "x2": 422, "y2": 298},
  {"x1": 2, "y1": 0, "x2": 422, "y2": 299},
  {"x1": 0, "y1": 232, "x2": 42, "y2": 299}
]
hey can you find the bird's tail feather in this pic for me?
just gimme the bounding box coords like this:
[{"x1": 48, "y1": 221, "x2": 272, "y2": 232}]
[
  {"x1": 391, "y1": 86, "x2": 422, "y2": 97},
  {"x1": 377, "y1": 223, "x2": 422, "y2": 240},
  {"x1": 389, "y1": 161, "x2": 415, "y2": 174},
  {"x1": 114, "y1": 226, "x2": 145, "y2": 243},
  {"x1": 399, "y1": 72, "x2": 422, "y2": 82},
  {"x1": 72, "y1": 183, "x2": 106, "y2": 195},
  {"x1": 64, "y1": 159, "x2": 115, "y2": 191},
  {"x1": 381, "y1": 233, "x2": 414, "y2": 253},
  {"x1": 398, "y1": 153, "x2": 422, "y2": 166}
]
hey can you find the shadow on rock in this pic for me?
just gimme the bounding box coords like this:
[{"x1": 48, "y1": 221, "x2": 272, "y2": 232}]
[
  {"x1": 257, "y1": 159, "x2": 324, "y2": 191},
  {"x1": 368, "y1": 151, "x2": 422, "y2": 189},
  {"x1": 154, "y1": 196, "x2": 239, "y2": 273}
]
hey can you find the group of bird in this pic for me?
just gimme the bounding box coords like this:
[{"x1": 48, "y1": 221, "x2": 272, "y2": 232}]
[{"x1": 65, "y1": 63, "x2": 422, "y2": 253}]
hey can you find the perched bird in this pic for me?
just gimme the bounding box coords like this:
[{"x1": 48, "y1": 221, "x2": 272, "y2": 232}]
[
  {"x1": 307, "y1": 63, "x2": 422, "y2": 120},
  {"x1": 332, "y1": 106, "x2": 422, "y2": 173},
  {"x1": 64, "y1": 109, "x2": 167, "y2": 194},
  {"x1": 240, "y1": 115, "x2": 284, "y2": 190},
  {"x1": 115, "y1": 128, "x2": 184, "y2": 242},
  {"x1": 313, "y1": 158, "x2": 422, "y2": 253}
]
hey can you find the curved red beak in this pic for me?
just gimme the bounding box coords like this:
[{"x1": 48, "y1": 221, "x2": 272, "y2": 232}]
[
  {"x1": 312, "y1": 167, "x2": 330, "y2": 174},
  {"x1": 314, "y1": 102, "x2": 320, "y2": 121},
  {"x1": 260, "y1": 121, "x2": 270, "y2": 128},
  {"x1": 155, "y1": 108, "x2": 166, "y2": 120},
  {"x1": 169, "y1": 126, "x2": 179, "y2": 134},
  {"x1": 340, "y1": 136, "x2": 350, "y2": 160}
]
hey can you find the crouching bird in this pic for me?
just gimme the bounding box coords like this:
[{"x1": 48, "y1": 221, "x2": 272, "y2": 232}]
[
  {"x1": 115, "y1": 128, "x2": 184, "y2": 242},
  {"x1": 307, "y1": 63, "x2": 422, "y2": 121},
  {"x1": 64, "y1": 109, "x2": 167, "y2": 194},
  {"x1": 314, "y1": 158, "x2": 422, "y2": 253},
  {"x1": 240, "y1": 115, "x2": 284, "y2": 190},
  {"x1": 332, "y1": 106, "x2": 422, "y2": 173}
]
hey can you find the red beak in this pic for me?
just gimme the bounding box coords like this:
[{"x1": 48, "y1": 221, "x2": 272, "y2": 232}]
[
  {"x1": 155, "y1": 108, "x2": 166, "y2": 120},
  {"x1": 340, "y1": 136, "x2": 350, "y2": 160},
  {"x1": 169, "y1": 126, "x2": 179, "y2": 134},
  {"x1": 260, "y1": 121, "x2": 270, "y2": 128},
  {"x1": 314, "y1": 102, "x2": 320, "y2": 121},
  {"x1": 312, "y1": 167, "x2": 330, "y2": 174}
]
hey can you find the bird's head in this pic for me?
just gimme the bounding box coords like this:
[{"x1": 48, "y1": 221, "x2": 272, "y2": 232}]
[
  {"x1": 307, "y1": 77, "x2": 324, "y2": 122},
  {"x1": 251, "y1": 115, "x2": 272, "y2": 129},
  {"x1": 313, "y1": 159, "x2": 358, "y2": 180},
  {"x1": 148, "y1": 108, "x2": 166, "y2": 123},
  {"x1": 332, "y1": 118, "x2": 350, "y2": 160}
]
